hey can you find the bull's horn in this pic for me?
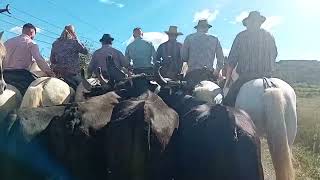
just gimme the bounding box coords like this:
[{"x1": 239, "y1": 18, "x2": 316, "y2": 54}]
[
  {"x1": 155, "y1": 67, "x2": 167, "y2": 87},
  {"x1": 0, "y1": 31, "x2": 3, "y2": 41},
  {"x1": 80, "y1": 68, "x2": 92, "y2": 91},
  {"x1": 97, "y1": 67, "x2": 108, "y2": 86}
]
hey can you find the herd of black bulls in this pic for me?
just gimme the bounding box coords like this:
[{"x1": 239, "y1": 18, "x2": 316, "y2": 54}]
[{"x1": 0, "y1": 66, "x2": 264, "y2": 180}]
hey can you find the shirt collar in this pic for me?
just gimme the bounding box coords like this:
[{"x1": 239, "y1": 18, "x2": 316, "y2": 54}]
[
  {"x1": 134, "y1": 37, "x2": 143, "y2": 41},
  {"x1": 102, "y1": 44, "x2": 112, "y2": 48},
  {"x1": 21, "y1": 34, "x2": 31, "y2": 39}
]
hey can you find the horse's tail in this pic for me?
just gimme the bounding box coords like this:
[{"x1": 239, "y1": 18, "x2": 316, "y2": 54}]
[
  {"x1": 263, "y1": 88, "x2": 295, "y2": 180},
  {"x1": 20, "y1": 81, "x2": 44, "y2": 108}
]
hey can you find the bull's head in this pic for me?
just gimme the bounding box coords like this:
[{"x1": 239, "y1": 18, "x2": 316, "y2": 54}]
[{"x1": 81, "y1": 68, "x2": 92, "y2": 91}]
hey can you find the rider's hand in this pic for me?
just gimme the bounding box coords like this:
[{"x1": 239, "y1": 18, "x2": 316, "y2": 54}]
[{"x1": 213, "y1": 69, "x2": 222, "y2": 80}]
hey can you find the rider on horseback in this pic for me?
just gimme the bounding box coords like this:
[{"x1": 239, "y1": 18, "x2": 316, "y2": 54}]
[
  {"x1": 125, "y1": 27, "x2": 156, "y2": 75},
  {"x1": 181, "y1": 19, "x2": 224, "y2": 88},
  {"x1": 50, "y1": 25, "x2": 88, "y2": 90},
  {"x1": 88, "y1": 34, "x2": 129, "y2": 79},
  {"x1": 223, "y1": 11, "x2": 278, "y2": 106},
  {"x1": 3, "y1": 23, "x2": 55, "y2": 95},
  {"x1": 156, "y1": 26, "x2": 183, "y2": 80}
]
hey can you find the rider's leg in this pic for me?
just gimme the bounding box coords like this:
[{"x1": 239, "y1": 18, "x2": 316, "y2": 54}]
[
  {"x1": 3, "y1": 69, "x2": 37, "y2": 95},
  {"x1": 223, "y1": 75, "x2": 259, "y2": 107},
  {"x1": 223, "y1": 77, "x2": 247, "y2": 107}
]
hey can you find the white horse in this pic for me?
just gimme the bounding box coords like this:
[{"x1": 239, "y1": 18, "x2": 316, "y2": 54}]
[
  {"x1": 192, "y1": 80, "x2": 223, "y2": 105},
  {"x1": 225, "y1": 71, "x2": 297, "y2": 180},
  {"x1": 0, "y1": 32, "x2": 23, "y2": 122},
  {"x1": 19, "y1": 58, "x2": 75, "y2": 108},
  {"x1": 20, "y1": 76, "x2": 74, "y2": 108}
]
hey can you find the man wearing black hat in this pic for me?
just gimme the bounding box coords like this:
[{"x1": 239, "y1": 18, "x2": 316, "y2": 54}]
[
  {"x1": 156, "y1": 26, "x2": 184, "y2": 79},
  {"x1": 224, "y1": 11, "x2": 278, "y2": 106},
  {"x1": 88, "y1": 34, "x2": 129, "y2": 78}
]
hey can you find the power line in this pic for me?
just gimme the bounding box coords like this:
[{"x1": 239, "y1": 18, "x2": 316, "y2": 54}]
[
  {"x1": 11, "y1": 6, "x2": 62, "y2": 30},
  {"x1": 43, "y1": 0, "x2": 125, "y2": 44},
  {"x1": 3, "y1": 29, "x2": 52, "y2": 47},
  {"x1": 44, "y1": 0, "x2": 105, "y2": 34},
  {"x1": 0, "y1": 9, "x2": 100, "y2": 45},
  {"x1": 0, "y1": 18, "x2": 57, "y2": 40}
]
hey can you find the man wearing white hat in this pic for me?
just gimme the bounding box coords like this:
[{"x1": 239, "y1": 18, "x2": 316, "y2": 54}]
[
  {"x1": 181, "y1": 19, "x2": 224, "y2": 77},
  {"x1": 224, "y1": 11, "x2": 278, "y2": 106},
  {"x1": 156, "y1": 26, "x2": 183, "y2": 79}
]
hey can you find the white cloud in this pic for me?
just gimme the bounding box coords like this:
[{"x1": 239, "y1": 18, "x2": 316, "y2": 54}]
[
  {"x1": 261, "y1": 16, "x2": 283, "y2": 31},
  {"x1": 223, "y1": 48, "x2": 230, "y2": 56},
  {"x1": 99, "y1": 0, "x2": 125, "y2": 8},
  {"x1": 234, "y1": 11, "x2": 249, "y2": 24},
  {"x1": 193, "y1": 9, "x2": 219, "y2": 22},
  {"x1": 99, "y1": 0, "x2": 114, "y2": 4},
  {"x1": 125, "y1": 32, "x2": 168, "y2": 49},
  {"x1": 9, "y1": 26, "x2": 22, "y2": 34},
  {"x1": 116, "y1": 3, "x2": 124, "y2": 8},
  {"x1": 231, "y1": 11, "x2": 283, "y2": 31},
  {"x1": 10, "y1": 26, "x2": 42, "y2": 34}
]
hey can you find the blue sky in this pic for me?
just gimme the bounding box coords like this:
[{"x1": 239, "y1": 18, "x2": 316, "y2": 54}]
[{"x1": 0, "y1": 0, "x2": 319, "y2": 61}]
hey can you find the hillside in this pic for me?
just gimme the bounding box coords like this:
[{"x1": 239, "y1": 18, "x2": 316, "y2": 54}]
[{"x1": 274, "y1": 60, "x2": 320, "y2": 85}]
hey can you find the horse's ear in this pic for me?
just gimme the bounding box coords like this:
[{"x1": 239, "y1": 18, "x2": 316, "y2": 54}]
[{"x1": 0, "y1": 31, "x2": 3, "y2": 41}]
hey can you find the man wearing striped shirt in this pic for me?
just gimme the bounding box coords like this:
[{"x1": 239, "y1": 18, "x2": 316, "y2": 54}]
[{"x1": 224, "y1": 11, "x2": 278, "y2": 106}]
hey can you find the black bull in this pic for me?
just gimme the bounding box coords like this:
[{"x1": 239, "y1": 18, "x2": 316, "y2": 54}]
[{"x1": 0, "y1": 80, "x2": 264, "y2": 180}]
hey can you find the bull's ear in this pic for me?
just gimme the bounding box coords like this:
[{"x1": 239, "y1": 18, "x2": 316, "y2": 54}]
[
  {"x1": 78, "y1": 92, "x2": 120, "y2": 130},
  {"x1": 143, "y1": 91, "x2": 179, "y2": 150},
  {"x1": 0, "y1": 31, "x2": 3, "y2": 41}
]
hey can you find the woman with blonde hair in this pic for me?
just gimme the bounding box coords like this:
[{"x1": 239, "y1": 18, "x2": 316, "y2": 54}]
[{"x1": 50, "y1": 25, "x2": 88, "y2": 90}]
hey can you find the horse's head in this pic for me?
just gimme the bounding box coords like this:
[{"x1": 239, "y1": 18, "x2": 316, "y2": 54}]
[{"x1": 0, "y1": 31, "x2": 7, "y2": 94}]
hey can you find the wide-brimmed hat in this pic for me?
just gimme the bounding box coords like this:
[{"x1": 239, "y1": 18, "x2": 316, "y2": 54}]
[
  {"x1": 242, "y1": 11, "x2": 266, "y2": 27},
  {"x1": 194, "y1": 19, "x2": 212, "y2": 29},
  {"x1": 100, "y1": 34, "x2": 114, "y2": 42},
  {"x1": 165, "y1": 26, "x2": 183, "y2": 36}
]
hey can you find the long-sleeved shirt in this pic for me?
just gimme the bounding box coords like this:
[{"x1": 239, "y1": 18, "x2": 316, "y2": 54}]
[
  {"x1": 227, "y1": 29, "x2": 277, "y2": 76},
  {"x1": 125, "y1": 37, "x2": 156, "y2": 69},
  {"x1": 156, "y1": 40, "x2": 183, "y2": 78},
  {"x1": 50, "y1": 39, "x2": 88, "y2": 76},
  {"x1": 3, "y1": 34, "x2": 51, "y2": 74},
  {"x1": 181, "y1": 32, "x2": 224, "y2": 72},
  {"x1": 88, "y1": 44, "x2": 129, "y2": 76}
]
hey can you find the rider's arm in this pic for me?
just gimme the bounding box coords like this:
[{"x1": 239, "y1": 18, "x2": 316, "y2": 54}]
[
  {"x1": 118, "y1": 51, "x2": 130, "y2": 68},
  {"x1": 181, "y1": 37, "x2": 190, "y2": 62},
  {"x1": 87, "y1": 52, "x2": 97, "y2": 77},
  {"x1": 215, "y1": 39, "x2": 224, "y2": 71},
  {"x1": 155, "y1": 44, "x2": 163, "y2": 64},
  {"x1": 150, "y1": 43, "x2": 156, "y2": 66},
  {"x1": 225, "y1": 35, "x2": 240, "y2": 86},
  {"x1": 75, "y1": 40, "x2": 88, "y2": 55},
  {"x1": 30, "y1": 43, "x2": 54, "y2": 76}
]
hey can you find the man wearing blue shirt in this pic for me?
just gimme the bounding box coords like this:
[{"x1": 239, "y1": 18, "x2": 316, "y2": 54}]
[{"x1": 125, "y1": 27, "x2": 156, "y2": 74}]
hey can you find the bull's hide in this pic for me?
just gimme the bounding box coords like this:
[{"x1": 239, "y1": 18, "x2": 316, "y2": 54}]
[
  {"x1": 73, "y1": 90, "x2": 179, "y2": 150},
  {"x1": 111, "y1": 90, "x2": 179, "y2": 149},
  {"x1": 13, "y1": 106, "x2": 66, "y2": 142}
]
